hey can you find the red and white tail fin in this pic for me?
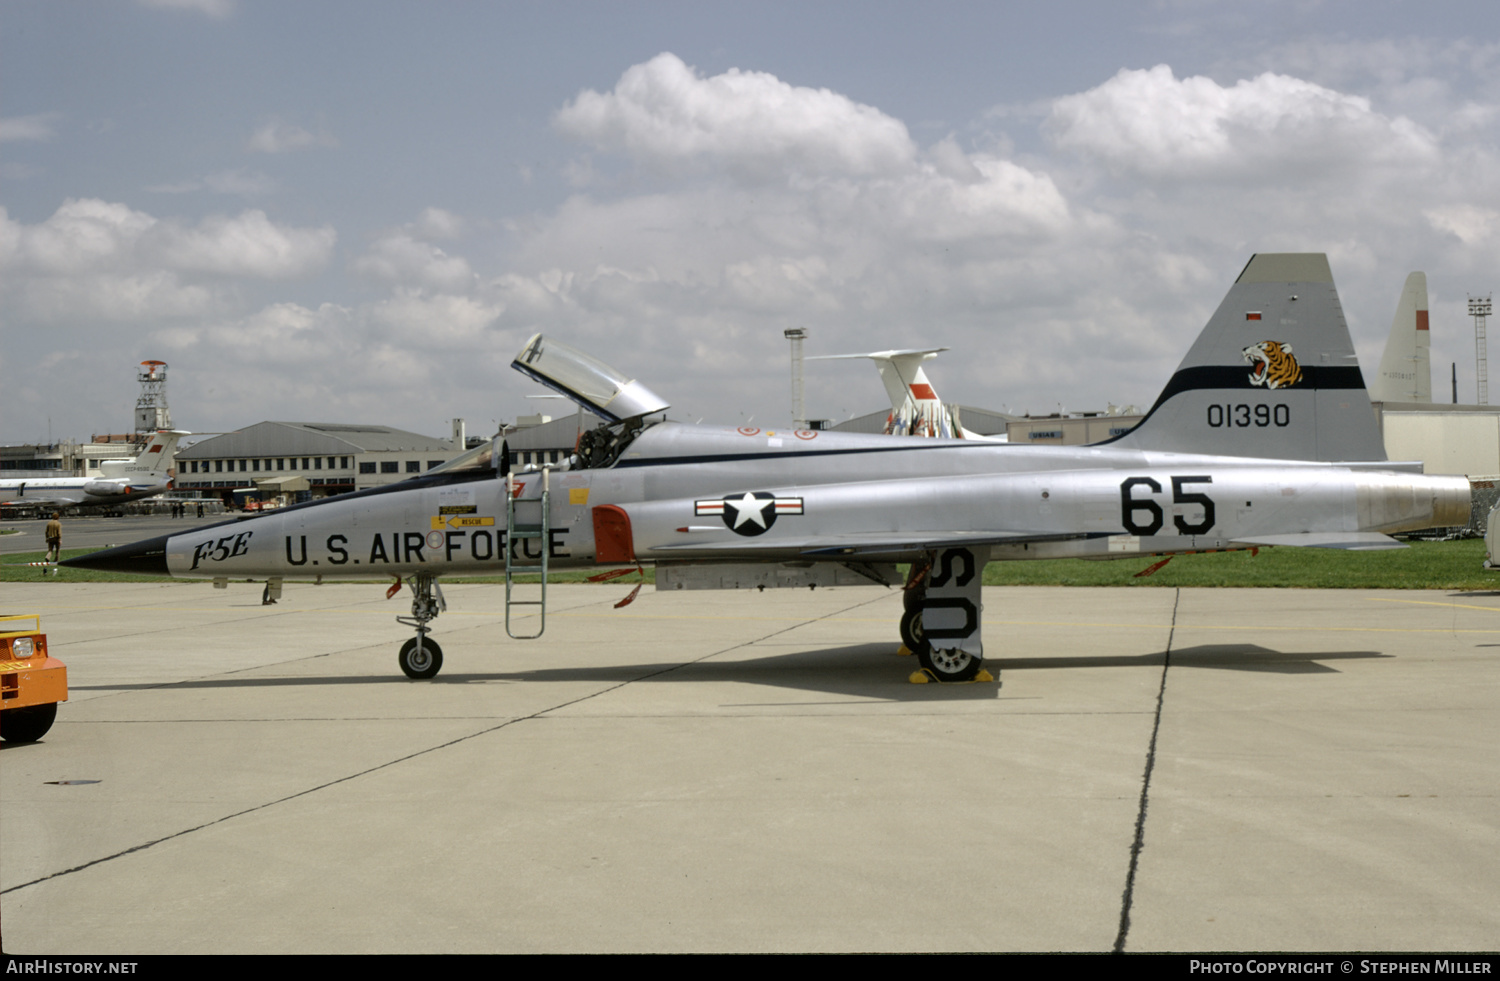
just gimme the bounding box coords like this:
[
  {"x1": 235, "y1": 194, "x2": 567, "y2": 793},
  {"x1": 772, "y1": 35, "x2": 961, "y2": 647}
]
[
  {"x1": 1370, "y1": 272, "x2": 1430, "y2": 403},
  {"x1": 101, "y1": 430, "x2": 188, "y2": 481},
  {"x1": 813, "y1": 348, "x2": 987, "y2": 438}
]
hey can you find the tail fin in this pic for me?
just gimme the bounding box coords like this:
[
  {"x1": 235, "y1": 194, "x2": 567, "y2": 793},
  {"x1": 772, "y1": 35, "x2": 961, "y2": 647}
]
[
  {"x1": 1369, "y1": 272, "x2": 1431, "y2": 403},
  {"x1": 1105, "y1": 254, "x2": 1386, "y2": 461},
  {"x1": 107, "y1": 430, "x2": 188, "y2": 479},
  {"x1": 813, "y1": 347, "x2": 983, "y2": 438}
]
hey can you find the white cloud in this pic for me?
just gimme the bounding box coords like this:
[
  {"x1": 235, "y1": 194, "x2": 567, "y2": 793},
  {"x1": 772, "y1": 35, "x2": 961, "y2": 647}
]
[
  {"x1": 1221, "y1": 37, "x2": 1500, "y2": 125},
  {"x1": 413, "y1": 207, "x2": 465, "y2": 240},
  {"x1": 148, "y1": 294, "x2": 518, "y2": 421},
  {"x1": 0, "y1": 113, "x2": 62, "y2": 143},
  {"x1": 352, "y1": 233, "x2": 475, "y2": 292},
  {"x1": 1, "y1": 199, "x2": 157, "y2": 274},
  {"x1": 1046, "y1": 64, "x2": 1438, "y2": 182},
  {"x1": 108, "y1": 52, "x2": 1480, "y2": 435},
  {"x1": 1424, "y1": 205, "x2": 1498, "y2": 245},
  {"x1": 247, "y1": 117, "x2": 337, "y2": 154},
  {"x1": 511, "y1": 52, "x2": 1494, "y2": 426},
  {"x1": 0, "y1": 199, "x2": 334, "y2": 278},
  {"x1": 0, "y1": 200, "x2": 335, "y2": 324},
  {"x1": 555, "y1": 52, "x2": 918, "y2": 181},
  {"x1": 10, "y1": 49, "x2": 1500, "y2": 441},
  {"x1": 351, "y1": 209, "x2": 478, "y2": 291},
  {"x1": 155, "y1": 209, "x2": 336, "y2": 277},
  {"x1": 498, "y1": 55, "x2": 1157, "y2": 422},
  {"x1": 369, "y1": 289, "x2": 502, "y2": 345}
]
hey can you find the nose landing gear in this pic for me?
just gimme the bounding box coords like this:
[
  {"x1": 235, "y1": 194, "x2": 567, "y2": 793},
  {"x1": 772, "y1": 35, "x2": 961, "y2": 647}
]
[{"x1": 396, "y1": 573, "x2": 446, "y2": 679}]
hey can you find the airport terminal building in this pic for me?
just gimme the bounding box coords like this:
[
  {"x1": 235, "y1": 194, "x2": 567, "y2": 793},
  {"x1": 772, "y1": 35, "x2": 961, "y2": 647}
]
[{"x1": 1, "y1": 437, "x2": 146, "y2": 480}]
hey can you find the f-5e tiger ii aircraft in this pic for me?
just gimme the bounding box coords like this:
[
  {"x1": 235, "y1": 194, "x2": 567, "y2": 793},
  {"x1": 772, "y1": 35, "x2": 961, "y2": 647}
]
[{"x1": 66, "y1": 254, "x2": 1470, "y2": 684}]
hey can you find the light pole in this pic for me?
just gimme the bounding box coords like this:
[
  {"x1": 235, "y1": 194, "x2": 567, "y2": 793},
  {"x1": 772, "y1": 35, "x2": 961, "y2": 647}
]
[
  {"x1": 1471, "y1": 294, "x2": 1492, "y2": 404},
  {"x1": 784, "y1": 328, "x2": 807, "y2": 429}
]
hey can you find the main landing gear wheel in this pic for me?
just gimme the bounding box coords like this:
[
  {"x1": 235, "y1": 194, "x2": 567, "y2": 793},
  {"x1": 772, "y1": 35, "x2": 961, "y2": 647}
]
[
  {"x1": 904, "y1": 605, "x2": 984, "y2": 682},
  {"x1": 399, "y1": 637, "x2": 443, "y2": 680},
  {"x1": 899, "y1": 607, "x2": 925, "y2": 654},
  {"x1": 917, "y1": 644, "x2": 983, "y2": 683}
]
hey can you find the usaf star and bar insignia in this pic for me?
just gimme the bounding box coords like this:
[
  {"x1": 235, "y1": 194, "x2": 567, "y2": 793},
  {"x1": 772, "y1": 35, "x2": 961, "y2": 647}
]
[{"x1": 695, "y1": 492, "x2": 804, "y2": 536}]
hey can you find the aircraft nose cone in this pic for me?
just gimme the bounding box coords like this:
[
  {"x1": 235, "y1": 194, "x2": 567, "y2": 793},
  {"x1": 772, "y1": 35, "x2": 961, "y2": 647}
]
[{"x1": 61, "y1": 535, "x2": 172, "y2": 576}]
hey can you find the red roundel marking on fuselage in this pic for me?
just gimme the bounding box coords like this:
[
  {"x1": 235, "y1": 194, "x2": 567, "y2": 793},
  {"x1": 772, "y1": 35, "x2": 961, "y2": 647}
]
[
  {"x1": 738, "y1": 427, "x2": 761, "y2": 436},
  {"x1": 794, "y1": 430, "x2": 817, "y2": 440}
]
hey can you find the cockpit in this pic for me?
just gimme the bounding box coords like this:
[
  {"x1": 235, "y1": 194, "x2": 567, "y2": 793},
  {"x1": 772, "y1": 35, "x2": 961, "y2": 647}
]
[
  {"x1": 512, "y1": 333, "x2": 672, "y2": 470},
  {"x1": 431, "y1": 334, "x2": 672, "y2": 476}
]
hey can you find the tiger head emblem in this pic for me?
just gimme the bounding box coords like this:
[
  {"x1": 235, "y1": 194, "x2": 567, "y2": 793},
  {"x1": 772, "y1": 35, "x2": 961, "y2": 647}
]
[{"x1": 1242, "y1": 341, "x2": 1303, "y2": 390}]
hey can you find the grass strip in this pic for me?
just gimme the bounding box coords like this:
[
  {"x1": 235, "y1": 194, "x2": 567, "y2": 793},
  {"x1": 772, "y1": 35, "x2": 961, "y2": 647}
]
[{"x1": 5, "y1": 539, "x2": 1493, "y2": 590}]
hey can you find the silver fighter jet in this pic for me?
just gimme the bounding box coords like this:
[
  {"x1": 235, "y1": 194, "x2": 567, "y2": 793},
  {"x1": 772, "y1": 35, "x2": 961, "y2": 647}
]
[{"x1": 65, "y1": 254, "x2": 1470, "y2": 683}]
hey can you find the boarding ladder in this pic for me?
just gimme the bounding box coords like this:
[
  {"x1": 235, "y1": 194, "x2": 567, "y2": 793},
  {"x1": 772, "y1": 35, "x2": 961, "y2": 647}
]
[{"x1": 504, "y1": 467, "x2": 550, "y2": 639}]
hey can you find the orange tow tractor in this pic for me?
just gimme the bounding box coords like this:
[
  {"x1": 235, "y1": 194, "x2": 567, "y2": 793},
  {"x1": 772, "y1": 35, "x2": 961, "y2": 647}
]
[{"x1": 1, "y1": 615, "x2": 67, "y2": 743}]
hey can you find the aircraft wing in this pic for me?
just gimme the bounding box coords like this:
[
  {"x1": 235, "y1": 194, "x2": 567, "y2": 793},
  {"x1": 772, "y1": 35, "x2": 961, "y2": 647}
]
[
  {"x1": 650, "y1": 530, "x2": 1088, "y2": 557},
  {"x1": 0, "y1": 494, "x2": 74, "y2": 508},
  {"x1": 651, "y1": 529, "x2": 1406, "y2": 558}
]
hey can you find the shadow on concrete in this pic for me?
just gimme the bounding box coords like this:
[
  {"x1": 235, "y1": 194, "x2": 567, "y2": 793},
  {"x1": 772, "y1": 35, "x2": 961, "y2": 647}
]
[
  {"x1": 68, "y1": 647, "x2": 994, "y2": 701},
  {"x1": 67, "y1": 640, "x2": 1391, "y2": 708},
  {"x1": 1003, "y1": 643, "x2": 1388, "y2": 674}
]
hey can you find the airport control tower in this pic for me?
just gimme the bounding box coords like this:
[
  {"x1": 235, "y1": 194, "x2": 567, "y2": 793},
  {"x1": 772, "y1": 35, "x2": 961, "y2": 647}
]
[{"x1": 134, "y1": 360, "x2": 173, "y2": 435}]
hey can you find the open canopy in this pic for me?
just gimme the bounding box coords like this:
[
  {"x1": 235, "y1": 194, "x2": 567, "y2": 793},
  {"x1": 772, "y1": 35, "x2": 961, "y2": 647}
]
[{"x1": 511, "y1": 334, "x2": 669, "y2": 423}]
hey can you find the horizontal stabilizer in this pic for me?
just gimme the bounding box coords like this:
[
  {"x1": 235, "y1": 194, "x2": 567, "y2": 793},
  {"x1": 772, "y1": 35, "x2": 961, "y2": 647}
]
[
  {"x1": 1343, "y1": 460, "x2": 1425, "y2": 474},
  {"x1": 809, "y1": 348, "x2": 949, "y2": 361},
  {"x1": 1230, "y1": 532, "x2": 1406, "y2": 550}
]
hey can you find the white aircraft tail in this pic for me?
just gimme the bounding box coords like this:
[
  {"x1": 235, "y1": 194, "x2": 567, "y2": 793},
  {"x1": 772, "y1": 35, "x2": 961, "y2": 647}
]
[
  {"x1": 1369, "y1": 272, "x2": 1431, "y2": 403},
  {"x1": 813, "y1": 348, "x2": 983, "y2": 438},
  {"x1": 1105, "y1": 254, "x2": 1387, "y2": 462},
  {"x1": 102, "y1": 430, "x2": 188, "y2": 481}
]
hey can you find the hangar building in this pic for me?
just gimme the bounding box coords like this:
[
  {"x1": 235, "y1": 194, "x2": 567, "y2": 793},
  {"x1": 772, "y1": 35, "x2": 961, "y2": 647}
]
[
  {"x1": 1373, "y1": 402, "x2": 1500, "y2": 476},
  {"x1": 176, "y1": 420, "x2": 473, "y2": 503}
]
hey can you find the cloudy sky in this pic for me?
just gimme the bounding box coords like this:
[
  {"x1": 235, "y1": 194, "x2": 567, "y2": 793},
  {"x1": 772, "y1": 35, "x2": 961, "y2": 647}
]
[{"x1": 3, "y1": 0, "x2": 1498, "y2": 444}]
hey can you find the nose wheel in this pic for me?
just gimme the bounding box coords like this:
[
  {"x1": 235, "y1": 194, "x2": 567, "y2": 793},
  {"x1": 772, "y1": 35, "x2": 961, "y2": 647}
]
[
  {"x1": 395, "y1": 573, "x2": 447, "y2": 680},
  {"x1": 398, "y1": 635, "x2": 443, "y2": 680}
]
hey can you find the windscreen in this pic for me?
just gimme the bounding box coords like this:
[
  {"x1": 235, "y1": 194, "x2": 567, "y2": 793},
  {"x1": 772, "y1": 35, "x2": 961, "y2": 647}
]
[{"x1": 426, "y1": 437, "x2": 506, "y2": 476}]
